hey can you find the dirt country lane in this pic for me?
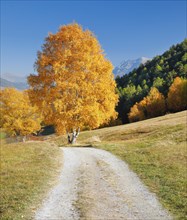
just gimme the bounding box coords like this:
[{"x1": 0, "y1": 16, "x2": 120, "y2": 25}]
[{"x1": 35, "y1": 147, "x2": 172, "y2": 220}]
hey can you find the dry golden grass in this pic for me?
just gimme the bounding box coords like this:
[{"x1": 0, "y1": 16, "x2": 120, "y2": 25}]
[{"x1": 0, "y1": 140, "x2": 62, "y2": 220}]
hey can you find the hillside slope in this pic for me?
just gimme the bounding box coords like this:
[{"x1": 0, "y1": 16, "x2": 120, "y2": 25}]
[
  {"x1": 55, "y1": 110, "x2": 187, "y2": 219},
  {"x1": 116, "y1": 39, "x2": 187, "y2": 123},
  {"x1": 116, "y1": 39, "x2": 187, "y2": 93}
]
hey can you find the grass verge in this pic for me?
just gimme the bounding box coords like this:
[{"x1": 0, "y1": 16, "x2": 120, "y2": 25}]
[
  {"x1": 95, "y1": 124, "x2": 186, "y2": 219},
  {"x1": 0, "y1": 140, "x2": 62, "y2": 220}
]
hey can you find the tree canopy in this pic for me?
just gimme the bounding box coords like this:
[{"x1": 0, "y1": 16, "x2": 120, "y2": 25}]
[
  {"x1": 0, "y1": 88, "x2": 42, "y2": 137},
  {"x1": 28, "y1": 23, "x2": 118, "y2": 134},
  {"x1": 167, "y1": 77, "x2": 187, "y2": 112},
  {"x1": 128, "y1": 87, "x2": 166, "y2": 122}
]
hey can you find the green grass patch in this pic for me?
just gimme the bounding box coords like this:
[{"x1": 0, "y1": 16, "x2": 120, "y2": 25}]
[
  {"x1": 0, "y1": 141, "x2": 62, "y2": 220},
  {"x1": 0, "y1": 131, "x2": 6, "y2": 139}
]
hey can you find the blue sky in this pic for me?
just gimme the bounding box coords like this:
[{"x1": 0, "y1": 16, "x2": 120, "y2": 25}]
[{"x1": 1, "y1": 0, "x2": 186, "y2": 81}]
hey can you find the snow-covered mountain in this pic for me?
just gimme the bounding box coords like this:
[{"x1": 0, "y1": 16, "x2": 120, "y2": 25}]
[{"x1": 113, "y1": 57, "x2": 151, "y2": 77}]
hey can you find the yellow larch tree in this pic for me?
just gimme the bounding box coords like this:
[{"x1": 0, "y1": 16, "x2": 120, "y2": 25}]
[
  {"x1": 128, "y1": 100, "x2": 146, "y2": 122},
  {"x1": 0, "y1": 88, "x2": 42, "y2": 141},
  {"x1": 28, "y1": 23, "x2": 118, "y2": 142},
  {"x1": 167, "y1": 77, "x2": 187, "y2": 112},
  {"x1": 146, "y1": 87, "x2": 166, "y2": 118},
  {"x1": 128, "y1": 87, "x2": 166, "y2": 122}
]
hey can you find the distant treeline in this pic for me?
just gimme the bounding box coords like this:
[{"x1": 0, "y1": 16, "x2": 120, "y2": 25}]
[{"x1": 115, "y1": 39, "x2": 187, "y2": 123}]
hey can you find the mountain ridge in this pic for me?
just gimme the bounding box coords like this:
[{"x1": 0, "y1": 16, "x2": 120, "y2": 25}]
[{"x1": 0, "y1": 77, "x2": 28, "y2": 90}]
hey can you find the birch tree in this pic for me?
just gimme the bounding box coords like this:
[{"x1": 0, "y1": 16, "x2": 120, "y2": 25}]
[{"x1": 28, "y1": 23, "x2": 118, "y2": 142}]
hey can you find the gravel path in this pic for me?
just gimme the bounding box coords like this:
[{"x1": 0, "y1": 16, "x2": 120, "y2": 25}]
[{"x1": 35, "y1": 147, "x2": 172, "y2": 220}]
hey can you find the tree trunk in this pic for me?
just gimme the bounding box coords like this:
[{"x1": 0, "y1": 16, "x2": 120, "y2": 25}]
[
  {"x1": 22, "y1": 136, "x2": 27, "y2": 142},
  {"x1": 67, "y1": 128, "x2": 80, "y2": 144}
]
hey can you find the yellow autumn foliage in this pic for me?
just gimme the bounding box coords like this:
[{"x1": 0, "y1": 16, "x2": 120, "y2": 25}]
[
  {"x1": 128, "y1": 99, "x2": 146, "y2": 122},
  {"x1": 28, "y1": 23, "x2": 118, "y2": 134},
  {"x1": 146, "y1": 87, "x2": 166, "y2": 117},
  {"x1": 128, "y1": 87, "x2": 166, "y2": 122},
  {"x1": 167, "y1": 77, "x2": 187, "y2": 112},
  {"x1": 0, "y1": 88, "x2": 42, "y2": 137}
]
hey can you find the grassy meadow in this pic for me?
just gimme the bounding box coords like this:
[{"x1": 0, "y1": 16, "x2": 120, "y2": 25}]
[
  {"x1": 0, "y1": 140, "x2": 62, "y2": 220},
  {"x1": 55, "y1": 110, "x2": 187, "y2": 219},
  {"x1": 0, "y1": 111, "x2": 186, "y2": 219}
]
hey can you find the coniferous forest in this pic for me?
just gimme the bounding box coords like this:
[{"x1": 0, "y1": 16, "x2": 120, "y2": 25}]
[{"x1": 115, "y1": 39, "x2": 187, "y2": 123}]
